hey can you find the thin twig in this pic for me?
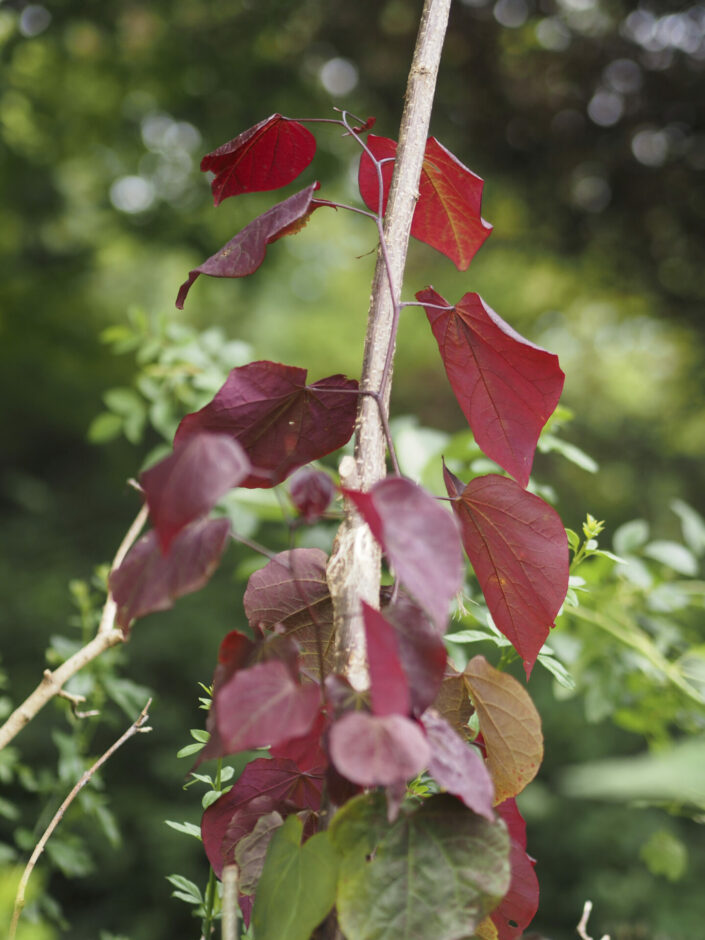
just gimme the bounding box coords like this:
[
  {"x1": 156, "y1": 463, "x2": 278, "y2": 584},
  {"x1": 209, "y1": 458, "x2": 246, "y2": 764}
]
[
  {"x1": 577, "y1": 900, "x2": 610, "y2": 940},
  {"x1": 9, "y1": 699, "x2": 153, "y2": 940},
  {"x1": 221, "y1": 864, "x2": 240, "y2": 940}
]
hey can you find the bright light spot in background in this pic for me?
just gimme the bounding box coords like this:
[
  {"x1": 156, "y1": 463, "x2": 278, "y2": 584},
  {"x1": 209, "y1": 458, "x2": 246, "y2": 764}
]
[
  {"x1": 493, "y1": 0, "x2": 528, "y2": 29},
  {"x1": 622, "y1": 7, "x2": 705, "y2": 57},
  {"x1": 570, "y1": 168, "x2": 611, "y2": 212},
  {"x1": 587, "y1": 90, "x2": 624, "y2": 126},
  {"x1": 631, "y1": 128, "x2": 669, "y2": 167},
  {"x1": 603, "y1": 58, "x2": 642, "y2": 94},
  {"x1": 557, "y1": 0, "x2": 596, "y2": 12},
  {"x1": 19, "y1": 4, "x2": 51, "y2": 37},
  {"x1": 536, "y1": 18, "x2": 572, "y2": 50},
  {"x1": 110, "y1": 176, "x2": 155, "y2": 213},
  {"x1": 319, "y1": 58, "x2": 359, "y2": 96}
]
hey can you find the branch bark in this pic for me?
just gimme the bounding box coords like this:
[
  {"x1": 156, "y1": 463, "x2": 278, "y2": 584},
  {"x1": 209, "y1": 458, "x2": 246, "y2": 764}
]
[
  {"x1": 0, "y1": 503, "x2": 148, "y2": 751},
  {"x1": 327, "y1": 0, "x2": 453, "y2": 689}
]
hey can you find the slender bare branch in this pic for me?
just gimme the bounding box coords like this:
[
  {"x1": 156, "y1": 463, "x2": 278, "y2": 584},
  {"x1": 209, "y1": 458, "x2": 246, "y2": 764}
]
[
  {"x1": 9, "y1": 699, "x2": 153, "y2": 940},
  {"x1": 577, "y1": 900, "x2": 611, "y2": 940},
  {"x1": 221, "y1": 864, "x2": 240, "y2": 940}
]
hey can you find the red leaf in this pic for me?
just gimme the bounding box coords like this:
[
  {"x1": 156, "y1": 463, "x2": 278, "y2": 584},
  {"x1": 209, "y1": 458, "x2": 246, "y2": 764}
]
[
  {"x1": 329, "y1": 711, "x2": 430, "y2": 787},
  {"x1": 270, "y1": 708, "x2": 328, "y2": 772},
  {"x1": 175, "y1": 361, "x2": 358, "y2": 488},
  {"x1": 362, "y1": 602, "x2": 410, "y2": 717},
  {"x1": 110, "y1": 517, "x2": 230, "y2": 632},
  {"x1": 214, "y1": 659, "x2": 321, "y2": 754},
  {"x1": 492, "y1": 799, "x2": 539, "y2": 940},
  {"x1": 444, "y1": 468, "x2": 569, "y2": 676},
  {"x1": 176, "y1": 184, "x2": 324, "y2": 307},
  {"x1": 140, "y1": 432, "x2": 249, "y2": 552},
  {"x1": 289, "y1": 468, "x2": 335, "y2": 522},
  {"x1": 382, "y1": 595, "x2": 447, "y2": 717},
  {"x1": 201, "y1": 757, "x2": 324, "y2": 878},
  {"x1": 243, "y1": 548, "x2": 334, "y2": 680},
  {"x1": 358, "y1": 135, "x2": 492, "y2": 270},
  {"x1": 201, "y1": 115, "x2": 316, "y2": 205},
  {"x1": 344, "y1": 477, "x2": 463, "y2": 631},
  {"x1": 417, "y1": 287, "x2": 565, "y2": 487},
  {"x1": 421, "y1": 710, "x2": 495, "y2": 820}
]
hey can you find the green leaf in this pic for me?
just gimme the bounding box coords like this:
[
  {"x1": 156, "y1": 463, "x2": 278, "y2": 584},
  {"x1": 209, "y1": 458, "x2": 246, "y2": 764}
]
[
  {"x1": 537, "y1": 433, "x2": 598, "y2": 472},
  {"x1": 445, "y1": 629, "x2": 510, "y2": 647},
  {"x1": 640, "y1": 829, "x2": 688, "y2": 881},
  {"x1": 177, "y1": 742, "x2": 205, "y2": 759},
  {"x1": 165, "y1": 873, "x2": 203, "y2": 905},
  {"x1": 87, "y1": 412, "x2": 123, "y2": 443},
  {"x1": 537, "y1": 652, "x2": 576, "y2": 690},
  {"x1": 643, "y1": 540, "x2": 698, "y2": 576},
  {"x1": 613, "y1": 519, "x2": 649, "y2": 555},
  {"x1": 253, "y1": 815, "x2": 339, "y2": 940},
  {"x1": 165, "y1": 820, "x2": 203, "y2": 841},
  {"x1": 671, "y1": 499, "x2": 705, "y2": 557},
  {"x1": 190, "y1": 728, "x2": 210, "y2": 743},
  {"x1": 565, "y1": 528, "x2": 580, "y2": 552},
  {"x1": 334, "y1": 794, "x2": 510, "y2": 940}
]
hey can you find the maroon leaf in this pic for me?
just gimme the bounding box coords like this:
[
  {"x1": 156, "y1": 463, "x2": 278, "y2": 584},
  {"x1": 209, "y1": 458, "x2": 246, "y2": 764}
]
[
  {"x1": 201, "y1": 115, "x2": 316, "y2": 205},
  {"x1": 140, "y1": 432, "x2": 249, "y2": 553},
  {"x1": 421, "y1": 709, "x2": 495, "y2": 820},
  {"x1": 110, "y1": 517, "x2": 230, "y2": 632},
  {"x1": 270, "y1": 708, "x2": 328, "y2": 772},
  {"x1": 202, "y1": 757, "x2": 324, "y2": 878},
  {"x1": 176, "y1": 184, "x2": 324, "y2": 307},
  {"x1": 444, "y1": 467, "x2": 569, "y2": 677},
  {"x1": 491, "y1": 799, "x2": 539, "y2": 940},
  {"x1": 289, "y1": 468, "x2": 335, "y2": 522},
  {"x1": 417, "y1": 287, "x2": 565, "y2": 487},
  {"x1": 358, "y1": 135, "x2": 492, "y2": 270},
  {"x1": 382, "y1": 595, "x2": 447, "y2": 716},
  {"x1": 344, "y1": 477, "x2": 463, "y2": 631},
  {"x1": 362, "y1": 602, "x2": 410, "y2": 717},
  {"x1": 329, "y1": 711, "x2": 430, "y2": 787},
  {"x1": 214, "y1": 659, "x2": 321, "y2": 754},
  {"x1": 243, "y1": 548, "x2": 334, "y2": 680},
  {"x1": 175, "y1": 361, "x2": 358, "y2": 488}
]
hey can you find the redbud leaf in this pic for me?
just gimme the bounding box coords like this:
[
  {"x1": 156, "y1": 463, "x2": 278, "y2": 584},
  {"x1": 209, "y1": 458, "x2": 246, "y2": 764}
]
[
  {"x1": 329, "y1": 712, "x2": 430, "y2": 787},
  {"x1": 444, "y1": 468, "x2": 569, "y2": 676},
  {"x1": 358, "y1": 135, "x2": 492, "y2": 270},
  {"x1": 289, "y1": 468, "x2": 335, "y2": 522},
  {"x1": 417, "y1": 287, "x2": 565, "y2": 487},
  {"x1": 464, "y1": 656, "x2": 543, "y2": 804},
  {"x1": 243, "y1": 548, "x2": 334, "y2": 680},
  {"x1": 175, "y1": 361, "x2": 358, "y2": 488},
  {"x1": 421, "y1": 710, "x2": 495, "y2": 820},
  {"x1": 235, "y1": 810, "x2": 284, "y2": 896},
  {"x1": 176, "y1": 183, "x2": 324, "y2": 307},
  {"x1": 382, "y1": 595, "x2": 447, "y2": 717},
  {"x1": 362, "y1": 602, "x2": 411, "y2": 717},
  {"x1": 432, "y1": 662, "x2": 474, "y2": 737},
  {"x1": 201, "y1": 757, "x2": 324, "y2": 878},
  {"x1": 270, "y1": 708, "x2": 328, "y2": 772},
  {"x1": 201, "y1": 115, "x2": 316, "y2": 206},
  {"x1": 491, "y1": 799, "x2": 539, "y2": 940},
  {"x1": 140, "y1": 432, "x2": 249, "y2": 552},
  {"x1": 344, "y1": 477, "x2": 463, "y2": 631},
  {"x1": 110, "y1": 517, "x2": 230, "y2": 632}
]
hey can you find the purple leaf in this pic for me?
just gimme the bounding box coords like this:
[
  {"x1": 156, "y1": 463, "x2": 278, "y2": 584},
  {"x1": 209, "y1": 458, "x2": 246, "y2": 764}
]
[
  {"x1": 140, "y1": 432, "x2": 249, "y2": 552},
  {"x1": 110, "y1": 517, "x2": 230, "y2": 632},
  {"x1": 382, "y1": 595, "x2": 447, "y2": 717},
  {"x1": 421, "y1": 709, "x2": 494, "y2": 820},
  {"x1": 344, "y1": 477, "x2": 463, "y2": 631},
  {"x1": 362, "y1": 602, "x2": 410, "y2": 717},
  {"x1": 175, "y1": 361, "x2": 358, "y2": 488},
  {"x1": 329, "y1": 711, "x2": 430, "y2": 787},
  {"x1": 289, "y1": 468, "x2": 335, "y2": 522}
]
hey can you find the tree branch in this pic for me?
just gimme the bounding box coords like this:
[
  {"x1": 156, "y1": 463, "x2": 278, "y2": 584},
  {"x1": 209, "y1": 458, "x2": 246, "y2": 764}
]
[
  {"x1": 0, "y1": 503, "x2": 148, "y2": 751},
  {"x1": 327, "y1": 0, "x2": 452, "y2": 688},
  {"x1": 9, "y1": 698, "x2": 153, "y2": 940}
]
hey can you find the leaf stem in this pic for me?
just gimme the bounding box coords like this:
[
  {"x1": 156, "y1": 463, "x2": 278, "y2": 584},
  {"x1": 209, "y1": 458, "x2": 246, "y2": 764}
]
[{"x1": 201, "y1": 757, "x2": 223, "y2": 939}]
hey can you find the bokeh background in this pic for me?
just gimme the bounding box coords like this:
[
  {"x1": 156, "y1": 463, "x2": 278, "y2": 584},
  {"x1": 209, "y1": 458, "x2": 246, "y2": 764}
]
[{"x1": 1, "y1": 0, "x2": 704, "y2": 937}]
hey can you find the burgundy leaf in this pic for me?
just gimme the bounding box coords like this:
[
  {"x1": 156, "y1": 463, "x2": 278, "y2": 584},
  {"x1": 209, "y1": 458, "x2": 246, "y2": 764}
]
[
  {"x1": 140, "y1": 432, "x2": 249, "y2": 552},
  {"x1": 201, "y1": 757, "x2": 324, "y2": 878},
  {"x1": 175, "y1": 361, "x2": 358, "y2": 488},
  {"x1": 362, "y1": 602, "x2": 410, "y2": 717},
  {"x1": 110, "y1": 517, "x2": 230, "y2": 632},
  {"x1": 329, "y1": 711, "x2": 430, "y2": 787},
  {"x1": 201, "y1": 114, "x2": 316, "y2": 205},
  {"x1": 198, "y1": 629, "x2": 257, "y2": 766},
  {"x1": 215, "y1": 659, "x2": 320, "y2": 754},
  {"x1": 176, "y1": 184, "x2": 324, "y2": 307},
  {"x1": 444, "y1": 467, "x2": 569, "y2": 677},
  {"x1": 421, "y1": 709, "x2": 495, "y2": 820},
  {"x1": 358, "y1": 135, "x2": 492, "y2": 270},
  {"x1": 491, "y1": 799, "x2": 539, "y2": 940},
  {"x1": 344, "y1": 477, "x2": 463, "y2": 631},
  {"x1": 270, "y1": 708, "x2": 328, "y2": 772},
  {"x1": 417, "y1": 287, "x2": 565, "y2": 487},
  {"x1": 289, "y1": 468, "x2": 335, "y2": 522},
  {"x1": 243, "y1": 548, "x2": 334, "y2": 680},
  {"x1": 382, "y1": 595, "x2": 447, "y2": 716}
]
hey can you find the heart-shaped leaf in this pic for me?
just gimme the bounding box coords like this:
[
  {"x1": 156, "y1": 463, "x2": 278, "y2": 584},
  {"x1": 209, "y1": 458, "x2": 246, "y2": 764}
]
[
  {"x1": 201, "y1": 115, "x2": 316, "y2": 205},
  {"x1": 491, "y1": 799, "x2": 539, "y2": 940},
  {"x1": 464, "y1": 656, "x2": 543, "y2": 803},
  {"x1": 110, "y1": 516, "x2": 231, "y2": 632},
  {"x1": 383, "y1": 595, "x2": 447, "y2": 717},
  {"x1": 417, "y1": 287, "x2": 564, "y2": 487},
  {"x1": 344, "y1": 477, "x2": 463, "y2": 632},
  {"x1": 362, "y1": 602, "x2": 411, "y2": 717},
  {"x1": 358, "y1": 135, "x2": 492, "y2": 270},
  {"x1": 329, "y1": 711, "x2": 430, "y2": 787},
  {"x1": 421, "y1": 710, "x2": 494, "y2": 820},
  {"x1": 289, "y1": 468, "x2": 335, "y2": 522},
  {"x1": 140, "y1": 432, "x2": 249, "y2": 552},
  {"x1": 444, "y1": 467, "x2": 569, "y2": 676},
  {"x1": 175, "y1": 361, "x2": 358, "y2": 488},
  {"x1": 176, "y1": 183, "x2": 325, "y2": 307}
]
